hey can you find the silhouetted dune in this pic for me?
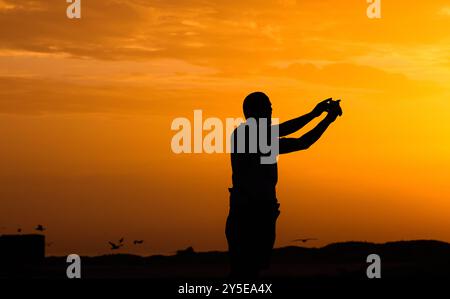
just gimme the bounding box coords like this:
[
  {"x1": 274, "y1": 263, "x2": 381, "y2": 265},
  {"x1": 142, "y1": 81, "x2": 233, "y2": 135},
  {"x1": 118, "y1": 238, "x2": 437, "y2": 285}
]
[{"x1": 2, "y1": 240, "x2": 450, "y2": 280}]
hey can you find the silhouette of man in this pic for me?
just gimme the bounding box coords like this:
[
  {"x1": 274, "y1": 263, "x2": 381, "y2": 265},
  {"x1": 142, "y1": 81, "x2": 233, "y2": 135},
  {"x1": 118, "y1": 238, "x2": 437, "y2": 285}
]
[{"x1": 226, "y1": 92, "x2": 342, "y2": 278}]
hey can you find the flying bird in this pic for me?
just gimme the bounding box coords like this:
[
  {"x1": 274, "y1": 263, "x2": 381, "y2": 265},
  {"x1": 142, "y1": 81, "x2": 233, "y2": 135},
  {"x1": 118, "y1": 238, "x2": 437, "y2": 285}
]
[
  {"x1": 109, "y1": 241, "x2": 123, "y2": 250},
  {"x1": 292, "y1": 238, "x2": 318, "y2": 243},
  {"x1": 35, "y1": 224, "x2": 46, "y2": 232},
  {"x1": 133, "y1": 240, "x2": 144, "y2": 245}
]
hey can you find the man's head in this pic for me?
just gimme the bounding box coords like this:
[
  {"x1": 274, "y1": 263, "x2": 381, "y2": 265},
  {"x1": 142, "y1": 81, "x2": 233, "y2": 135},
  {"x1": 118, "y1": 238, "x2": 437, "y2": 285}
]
[{"x1": 243, "y1": 92, "x2": 272, "y2": 119}]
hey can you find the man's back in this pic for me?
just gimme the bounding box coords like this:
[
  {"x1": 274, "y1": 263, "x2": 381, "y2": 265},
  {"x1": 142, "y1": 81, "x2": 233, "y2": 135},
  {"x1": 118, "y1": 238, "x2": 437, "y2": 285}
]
[{"x1": 230, "y1": 125, "x2": 278, "y2": 201}]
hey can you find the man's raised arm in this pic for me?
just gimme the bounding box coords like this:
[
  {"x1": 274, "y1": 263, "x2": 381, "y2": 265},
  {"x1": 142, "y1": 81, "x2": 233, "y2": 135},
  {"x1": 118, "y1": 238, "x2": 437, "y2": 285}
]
[
  {"x1": 279, "y1": 103, "x2": 341, "y2": 154},
  {"x1": 277, "y1": 98, "x2": 332, "y2": 137}
]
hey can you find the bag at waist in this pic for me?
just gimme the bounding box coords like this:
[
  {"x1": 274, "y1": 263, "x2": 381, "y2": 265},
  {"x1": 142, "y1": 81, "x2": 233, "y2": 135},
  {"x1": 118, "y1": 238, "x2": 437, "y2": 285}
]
[{"x1": 228, "y1": 187, "x2": 278, "y2": 208}]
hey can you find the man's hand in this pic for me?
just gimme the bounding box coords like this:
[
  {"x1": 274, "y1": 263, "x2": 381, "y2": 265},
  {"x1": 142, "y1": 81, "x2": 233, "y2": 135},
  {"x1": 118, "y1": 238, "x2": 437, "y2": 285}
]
[
  {"x1": 311, "y1": 98, "x2": 332, "y2": 117},
  {"x1": 325, "y1": 99, "x2": 343, "y2": 122}
]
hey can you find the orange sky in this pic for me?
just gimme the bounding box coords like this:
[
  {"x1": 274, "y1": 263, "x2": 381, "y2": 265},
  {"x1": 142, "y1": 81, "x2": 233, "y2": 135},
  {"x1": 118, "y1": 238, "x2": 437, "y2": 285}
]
[{"x1": 0, "y1": 0, "x2": 449, "y2": 256}]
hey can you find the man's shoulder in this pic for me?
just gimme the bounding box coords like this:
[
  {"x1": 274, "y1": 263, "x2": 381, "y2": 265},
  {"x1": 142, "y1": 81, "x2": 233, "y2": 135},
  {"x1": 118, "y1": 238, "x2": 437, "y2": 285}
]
[{"x1": 230, "y1": 123, "x2": 247, "y2": 139}]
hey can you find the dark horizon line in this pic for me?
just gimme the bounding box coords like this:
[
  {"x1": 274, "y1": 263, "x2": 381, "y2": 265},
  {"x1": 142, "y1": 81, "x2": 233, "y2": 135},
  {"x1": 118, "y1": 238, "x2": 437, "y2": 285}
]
[{"x1": 38, "y1": 238, "x2": 450, "y2": 258}]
